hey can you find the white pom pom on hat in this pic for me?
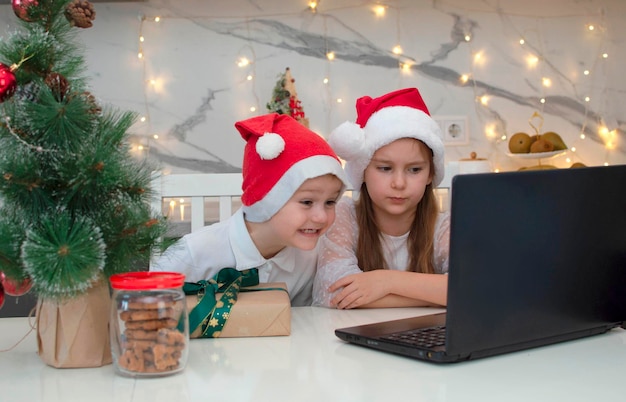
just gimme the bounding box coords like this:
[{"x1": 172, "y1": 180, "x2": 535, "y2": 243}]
[
  {"x1": 234, "y1": 113, "x2": 349, "y2": 222},
  {"x1": 256, "y1": 132, "x2": 285, "y2": 160},
  {"x1": 327, "y1": 121, "x2": 366, "y2": 162},
  {"x1": 329, "y1": 87, "x2": 445, "y2": 190}
]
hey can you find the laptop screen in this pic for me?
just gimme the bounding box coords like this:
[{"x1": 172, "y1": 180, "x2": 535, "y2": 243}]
[{"x1": 445, "y1": 165, "x2": 626, "y2": 358}]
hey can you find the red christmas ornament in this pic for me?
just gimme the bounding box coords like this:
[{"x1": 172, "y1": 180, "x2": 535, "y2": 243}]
[
  {"x1": 0, "y1": 63, "x2": 18, "y2": 102},
  {"x1": 12, "y1": 0, "x2": 40, "y2": 22},
  {"x1": 0, "y1": 272, "x2": 33, "y2": 297}
]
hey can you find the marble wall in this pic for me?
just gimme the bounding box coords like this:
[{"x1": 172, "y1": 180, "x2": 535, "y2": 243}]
[{"x1": 1, "y1": 0, "x2": 624, "y2": 174}]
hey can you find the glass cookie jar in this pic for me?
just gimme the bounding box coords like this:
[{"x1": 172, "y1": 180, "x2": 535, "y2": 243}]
[{"x1": 109, "y1": 272, "x2": 189, "y2": 377}]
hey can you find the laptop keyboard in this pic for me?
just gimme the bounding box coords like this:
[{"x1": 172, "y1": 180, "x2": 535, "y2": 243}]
[{"x1": 380, "y1": 325, "x2": 447, "y2": 349}]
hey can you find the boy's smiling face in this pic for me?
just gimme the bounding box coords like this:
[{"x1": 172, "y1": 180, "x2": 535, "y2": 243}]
[{"x1": 252, "y1": 174, "x2": 344, "y2": 258}]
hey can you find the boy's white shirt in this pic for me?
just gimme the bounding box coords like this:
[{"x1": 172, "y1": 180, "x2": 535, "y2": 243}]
[
  {"x1": 151, "y1": 208, "x2": 317, "y2": 307},
  {"x1": 312, "y1": 196, "x2": 450, "y2": 307}
]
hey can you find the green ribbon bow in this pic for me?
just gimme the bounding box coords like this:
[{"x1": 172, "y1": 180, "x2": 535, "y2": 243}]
[{"x1": 181, "y1": 267, "x2": 286, "y2": 338}]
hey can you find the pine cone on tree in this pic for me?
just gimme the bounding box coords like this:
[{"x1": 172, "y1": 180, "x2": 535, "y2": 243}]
[
  {"x1": 45, "y1": 72, "x2": 70, "y2": 101},
  {"x1": 65, "y1": 0, "x2": 96, "y2": 29},
  {"x1": 80, "y1": 91, "x2": 101, "y2": 115}
]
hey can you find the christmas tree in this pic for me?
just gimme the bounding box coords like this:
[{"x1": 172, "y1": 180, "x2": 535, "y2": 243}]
[
  {"x1": 0, "y1": 0, "x2": 170, "y2": 303},
  {"x1": 266, "y1": 67, "x2": 309, "y2": 127}
]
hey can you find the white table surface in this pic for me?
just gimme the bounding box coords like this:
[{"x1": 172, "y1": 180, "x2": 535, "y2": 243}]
[{"x1": 1, "y1": 306, "x2": 625, "y2": 402}]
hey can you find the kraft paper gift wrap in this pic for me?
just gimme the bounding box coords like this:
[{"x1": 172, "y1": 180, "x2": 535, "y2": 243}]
[
  {"x1": 36, "y1": 280, "x2": 112, "y2": 368},
  {"x1": 186, "y1": 282, "x2": 291, "y2": 338}
]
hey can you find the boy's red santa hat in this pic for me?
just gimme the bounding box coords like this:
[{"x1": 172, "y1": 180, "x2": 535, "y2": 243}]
[
  {"x1": 328, "y1": 87, "x2": 445, "y2": 189},
  {"x1": 235, "y1": 113, "x2": 349, "y2": 222}
]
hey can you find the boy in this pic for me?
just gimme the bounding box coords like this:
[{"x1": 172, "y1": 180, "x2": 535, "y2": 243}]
[{"x1": 151, "y1": 113, "x2": 349, "y2": 306}]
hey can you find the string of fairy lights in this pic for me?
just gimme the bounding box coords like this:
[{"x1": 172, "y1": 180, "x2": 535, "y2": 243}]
[{"x1": 131, "y1": 1, "x2": 618, "y2": 172}]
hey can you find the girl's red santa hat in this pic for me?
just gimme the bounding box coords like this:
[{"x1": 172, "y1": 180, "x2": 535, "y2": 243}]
[
  {"x1": 235, "y1": 113, "x2": 349, "y2": 222},
  {"x1": 328, "y1": 87, "x2": 445, "y2": 189}
]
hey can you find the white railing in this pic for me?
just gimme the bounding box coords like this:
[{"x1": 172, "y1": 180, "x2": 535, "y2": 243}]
[{"x1": 152, "y1": 168, "x2": 454, "y2": 235}]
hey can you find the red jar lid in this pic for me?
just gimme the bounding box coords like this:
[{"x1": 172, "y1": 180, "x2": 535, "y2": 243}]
[{"x1": 109, "y1": 272, "x2": 185, "y2": 290}]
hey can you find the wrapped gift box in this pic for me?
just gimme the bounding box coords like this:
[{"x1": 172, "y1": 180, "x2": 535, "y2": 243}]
[{"x1": 186, "y1": 282, "x2": 290, "y2": 338}]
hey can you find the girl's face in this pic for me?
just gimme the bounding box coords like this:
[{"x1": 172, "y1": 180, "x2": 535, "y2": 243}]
[
  {"x1": 262, "y1": 174, "x2": 343, "y2": 255},
  {"x1": 363, "y1": 138, "x2": 433, "y2": 227}
]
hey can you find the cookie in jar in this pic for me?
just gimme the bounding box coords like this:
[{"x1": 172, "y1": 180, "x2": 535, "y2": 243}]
[{"x1": 109, "y1": 272, "x2": 189, "y2": 377}]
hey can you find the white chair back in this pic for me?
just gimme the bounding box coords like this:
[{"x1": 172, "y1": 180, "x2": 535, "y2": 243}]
[
  {"x1": 151, "y1": 173, "x2": 244, "y2": 234},
  {"x1": 151, "y1": 168, "x2": 453, "y2": 236}
]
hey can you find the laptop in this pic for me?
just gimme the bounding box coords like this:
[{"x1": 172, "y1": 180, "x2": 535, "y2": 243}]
[{"x1": 335, "y1": 164, "x2": 626, "y2": 363}]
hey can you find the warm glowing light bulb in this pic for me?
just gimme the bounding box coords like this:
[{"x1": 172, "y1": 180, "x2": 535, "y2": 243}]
[
  {"x1": 139, "y1": 36, "x2": 145, "y2": 42},
  {"x1": 140, "y1": 116, "x2": 146, "y2": 122},
  {"x1": 169, "y1": 200, "x2": 176, "y2": 207},
  {"x1": 464, "y1": 35, "x2": 471, "y2": 42},
  {"x1": 602, "y1": 53, "x2": 608, "y2": 58},
  {"x1": 154, "y1": 16, "x2": 161, "y2": 22},
  {"x1": 599, "y1": 126, "x2": 609, "y2": 136},
  {"x1": 484, "y1": 124, "x2": 496, "y2": 139},
  {"x1": 571, "y1": 146, "x2": 577, "y2": 152},
  {"x1": 326, "y1": 52, "x2": 335, "y2": 61},
  {"x1": 580, "y1": 134, "x2": 586, "y2": 140},
  {"x1": 153, "y1": 134, "x2": 159, "y2": 139},
  {"x1": 480, "y1": 95, "x2": 489, "y2": 105},
  {"x1": 308, "y1": 1, "x2": 318, "y2": 10},
  {"x1": 540, "y1": 98, "x2": 546, "y2": 104},
  {"x1": 250, "y1": 106, "x2": 256, "y2": 112},
  {"x1": 247, "y1": 75, "x2": 253, "y2": 80},
  {"x1": 460, "y1": 74, "x2": 469, "y2": 84},
  {"x1": 138, "y1": 145, "x2": 144, "y2": 151},
  {"x1": 150, "y1": 79, "x2": 156, "y2": 86},
  {"x1": 237, "y1": 57, "x2": 250, "y2": 67},
  {"x1": 392, "y1": 45, "x2": 403, "y2": 55},
  {"x1": 373, "y1": 5, "x2": 386, "y2": 17},
  {"x1": 336, "y1": 98, "x2": 343, "y2": 103},
  {"x1": 542, "y1": 77, "x2": 552, "y2": 87},
  {"x1": 519, "y1": 38, "x2": 525, "y2": 45},
  {"x1": 585, "y1": 96, "x2": 590, "y2": 102},
  {"x1": 583, "y1": 69, "x2": 590, "y2": 75},
  {"x1": 179, "y1": 198, "x2": 185, "y2": 203},
  {"x1": 527, "y1": 55, "x2": 539, "y2": 68},
  {"x1": 137, "y1": 52, "x2": 143, "y2": 59},
  {"x1": 323, "y1": 77, "x2": 329, "y2": 84}
]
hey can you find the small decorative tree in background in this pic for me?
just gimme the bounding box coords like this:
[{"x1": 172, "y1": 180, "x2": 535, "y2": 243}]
[
  {"x1": 0, "y1": 0, "x2": 170, "y2": 367},
  {"x1": 266, "y1": 67, "x2": 309, "y2": 127}
]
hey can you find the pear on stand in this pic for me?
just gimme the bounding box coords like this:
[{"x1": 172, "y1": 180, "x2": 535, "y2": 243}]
[{"x1": 508, "y1": 112, "x2": 567, "y2": 171}]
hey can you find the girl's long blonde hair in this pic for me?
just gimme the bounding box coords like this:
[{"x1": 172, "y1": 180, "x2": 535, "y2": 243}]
[{"x1": 355, "y1": 144, "x2": 439, "y2": 273}]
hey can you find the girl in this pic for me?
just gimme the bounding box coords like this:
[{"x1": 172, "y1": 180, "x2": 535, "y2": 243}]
[
  {"x1": 152, "y1": 113, "x2": 349, "y2": 306},
  {"x1": 313, "y1": 88, "x2": 450, "y2": 309}
]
